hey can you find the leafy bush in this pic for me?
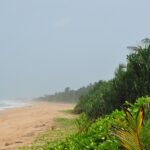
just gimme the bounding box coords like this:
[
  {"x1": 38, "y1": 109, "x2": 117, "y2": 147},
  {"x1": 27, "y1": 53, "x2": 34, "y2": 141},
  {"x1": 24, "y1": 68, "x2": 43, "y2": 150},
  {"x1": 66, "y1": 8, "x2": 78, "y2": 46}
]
[
  {"x1": 112, "y1": 107, "x2": 144, "y2": 150},
  {"x1": 140, "y1": 120, "x2": 150, "y2": 150},
  {"x1": 75, "y1": 113, "x2": 92, "y2": 133},
  {"x1": 75, "y1": 42, "x2": 150, "y2": 119},
  {"x1": 74, "y1": 80, "x2": 116, "y2": 119},
  {"x1": 22, "y1": 97, "x2": 150, "y2": 150},
  {"x1": 47, "y1": 97, "x2": 150, "y2": 150}
]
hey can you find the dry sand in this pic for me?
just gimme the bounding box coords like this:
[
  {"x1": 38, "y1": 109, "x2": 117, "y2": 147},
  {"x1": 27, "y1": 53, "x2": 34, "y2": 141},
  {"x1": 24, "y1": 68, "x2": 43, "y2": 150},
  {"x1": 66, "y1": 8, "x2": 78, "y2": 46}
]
[{"x1": 0, "y1": 102, "x2": 74, "y2": 150}]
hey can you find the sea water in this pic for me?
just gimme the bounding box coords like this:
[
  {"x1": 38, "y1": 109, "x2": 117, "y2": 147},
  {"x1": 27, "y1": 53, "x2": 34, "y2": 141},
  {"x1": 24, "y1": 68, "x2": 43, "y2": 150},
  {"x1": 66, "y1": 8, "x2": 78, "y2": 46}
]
[{"x1": 0, "y1": 99, "x2": 28, "y2": 111}]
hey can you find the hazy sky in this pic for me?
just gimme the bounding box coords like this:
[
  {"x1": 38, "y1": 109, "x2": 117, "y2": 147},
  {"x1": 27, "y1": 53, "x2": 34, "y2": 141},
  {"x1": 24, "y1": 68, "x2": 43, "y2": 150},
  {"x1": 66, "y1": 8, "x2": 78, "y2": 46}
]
[{"x1": 0, "y1": 0, "x2": 150, "y2": 99}]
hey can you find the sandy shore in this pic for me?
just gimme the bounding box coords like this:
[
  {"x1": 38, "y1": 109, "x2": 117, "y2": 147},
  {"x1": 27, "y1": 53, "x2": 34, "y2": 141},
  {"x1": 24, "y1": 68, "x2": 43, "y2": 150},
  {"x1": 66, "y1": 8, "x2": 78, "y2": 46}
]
[{"x1": 0, "y1": 102, "x2": 74, "y2": 150}]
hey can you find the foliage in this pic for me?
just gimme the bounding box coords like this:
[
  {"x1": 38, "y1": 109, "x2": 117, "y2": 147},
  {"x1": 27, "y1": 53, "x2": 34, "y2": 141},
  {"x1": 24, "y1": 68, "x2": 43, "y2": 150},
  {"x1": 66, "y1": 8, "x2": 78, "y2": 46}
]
[
  {"x1": 75, "y1": 113, "x2": 92, "y2": 133},
  {"x1": 75, "y1": 41, "x2": 150, "y2": 119},
  {"x1": 46, "y1": 97, "x2": 150, "y2": 150},
  {"x1": 112, "y1": 107, "x2": 144, "y2": 150},
  {"x1": 21, "y1": 97, "x2": 150, "y2": 150},
  {"x1": 35, "y1": 84, "x2": 93, "y2": 103},
  {"x1": 47, "y1": 115, "x2": 120, "y2": 150},
  {"x1": 140, "y1": 120, "x2": 150, "y2": 150},
  {"x1": 19, "y1": 117, "x2": 78, "y2": 150},
  {"x1": 74, "y1": 80, "x2": 115, "y2": 118},
  {"x1": 22, "y1": 39, "x2": 150, "y2": 149}
]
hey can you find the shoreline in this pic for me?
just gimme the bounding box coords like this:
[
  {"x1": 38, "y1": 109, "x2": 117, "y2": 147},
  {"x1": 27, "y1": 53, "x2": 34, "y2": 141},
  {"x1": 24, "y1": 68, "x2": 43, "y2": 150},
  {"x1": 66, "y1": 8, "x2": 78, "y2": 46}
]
[
  {"x1": 0, "y1": 99, "x2": 33, "y2": 112},
  {"x1": 0, "y1": 101, "x2": 74, "y2": 150}
]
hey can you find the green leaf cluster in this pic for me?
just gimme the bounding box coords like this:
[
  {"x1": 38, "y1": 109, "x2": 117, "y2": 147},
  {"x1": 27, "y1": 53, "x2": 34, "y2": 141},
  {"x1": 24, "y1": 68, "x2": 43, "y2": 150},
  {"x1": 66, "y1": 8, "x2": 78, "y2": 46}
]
[
  {"x1": 75, "y1": 41, "x2": 150, "y2": 119},
  {"x1": 46, "y1": 97, "x2": 150, "y2": 150}
]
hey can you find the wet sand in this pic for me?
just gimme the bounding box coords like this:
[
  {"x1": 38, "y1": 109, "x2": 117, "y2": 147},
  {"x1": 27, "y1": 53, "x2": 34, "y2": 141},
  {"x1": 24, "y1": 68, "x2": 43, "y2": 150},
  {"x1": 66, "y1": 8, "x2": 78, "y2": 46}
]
[{"x1": 0, "y1": 102, "x2": 74, "y2": 150}]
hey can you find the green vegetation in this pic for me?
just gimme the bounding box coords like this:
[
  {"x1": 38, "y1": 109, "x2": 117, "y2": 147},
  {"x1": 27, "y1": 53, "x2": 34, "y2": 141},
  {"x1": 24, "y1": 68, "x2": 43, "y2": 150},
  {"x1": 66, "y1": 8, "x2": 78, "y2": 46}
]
[
  {"x1": 74, "y1": 80, "x2": 114, "y2": 119},
  {"x1": 22, "y1": 39, "x2": 150, "y2": 149},
  {"x1": 20, "y1": 116, "x2": 78, "y2": 150},
  {"x1": 75, "y1": 40, "x2": 150, "y2": 119},
  {"x1": 112, "y1": 107, "x2": 144, "y2": 150},
  {"x1": 21, "y1": 97, "x2": 150, "y2": 150},
  {"x1": 43, "y1": 97, "x2": 150, "y2": 150},
  {"x1": 36, "y1": 85, "x2": 93, "y2": 103}
]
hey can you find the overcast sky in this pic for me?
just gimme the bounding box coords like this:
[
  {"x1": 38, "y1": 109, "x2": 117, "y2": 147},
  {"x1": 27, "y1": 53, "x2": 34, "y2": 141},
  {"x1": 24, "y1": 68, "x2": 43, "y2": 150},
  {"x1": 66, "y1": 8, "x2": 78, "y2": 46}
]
[{"x1": 0, "y1": 0, "x2": 150, "y2": 99}]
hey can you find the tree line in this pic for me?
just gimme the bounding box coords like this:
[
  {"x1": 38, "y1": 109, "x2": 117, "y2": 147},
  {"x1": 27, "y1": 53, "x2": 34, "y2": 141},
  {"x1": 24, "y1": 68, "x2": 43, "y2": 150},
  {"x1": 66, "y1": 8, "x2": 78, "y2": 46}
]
[
  {"x1": 36, "y1": 84, "x2": 93, "y2": 103},
  {"x1": 74, "y1": 39, "x2": 150, "y2": 119}
]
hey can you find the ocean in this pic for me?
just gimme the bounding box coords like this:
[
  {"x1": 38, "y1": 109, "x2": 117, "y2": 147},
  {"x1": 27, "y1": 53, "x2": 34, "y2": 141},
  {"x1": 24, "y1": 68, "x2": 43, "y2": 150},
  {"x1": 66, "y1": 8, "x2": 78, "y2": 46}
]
[{"x1": 0, "y1": 99, "x2": 29, "y2": 111}]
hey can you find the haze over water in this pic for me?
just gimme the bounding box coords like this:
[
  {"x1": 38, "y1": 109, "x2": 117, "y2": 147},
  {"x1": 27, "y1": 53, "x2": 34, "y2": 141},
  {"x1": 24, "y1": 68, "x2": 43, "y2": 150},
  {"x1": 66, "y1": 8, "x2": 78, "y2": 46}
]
[{"x1": 0, "y1": 99, "x2": 30, "y2": 111}]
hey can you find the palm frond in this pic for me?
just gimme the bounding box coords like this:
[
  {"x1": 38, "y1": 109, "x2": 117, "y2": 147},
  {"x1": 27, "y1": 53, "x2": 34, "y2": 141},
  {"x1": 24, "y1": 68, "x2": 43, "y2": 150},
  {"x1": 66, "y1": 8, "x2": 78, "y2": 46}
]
[{"x1": 112, "y1": 107, "x2": 144, "y2": 150}]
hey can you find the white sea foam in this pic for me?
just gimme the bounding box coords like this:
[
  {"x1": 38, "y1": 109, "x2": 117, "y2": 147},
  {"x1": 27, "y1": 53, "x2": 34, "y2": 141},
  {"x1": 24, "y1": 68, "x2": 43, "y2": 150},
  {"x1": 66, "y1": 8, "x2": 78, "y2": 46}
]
[{"x1": 0, "y1": 99, "x2": 30, "y2": 111}]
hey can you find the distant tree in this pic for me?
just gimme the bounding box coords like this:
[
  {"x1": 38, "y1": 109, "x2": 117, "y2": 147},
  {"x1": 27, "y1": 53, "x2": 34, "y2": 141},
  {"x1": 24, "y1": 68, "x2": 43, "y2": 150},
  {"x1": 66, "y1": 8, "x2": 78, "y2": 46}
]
[
  {"x1": 35, "y1": 84, "x2": 93, "y2": 103},
  {"x1": 65, "y1": 87, "x2": 70, "y2": 93}
]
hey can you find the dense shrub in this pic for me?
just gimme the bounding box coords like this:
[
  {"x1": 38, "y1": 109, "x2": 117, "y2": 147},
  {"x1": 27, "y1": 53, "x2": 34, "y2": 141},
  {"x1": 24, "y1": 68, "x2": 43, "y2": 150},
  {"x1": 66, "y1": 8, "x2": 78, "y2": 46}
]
[
  {"x1": 75, "y1": 42, "x2": 150, "y2": 119},
  {"x1": 74, "y1": 80, "x2": 116, "y2": 119},
  {"x1": 47, "y1": 97, "x2": 150, "y2": 150}
]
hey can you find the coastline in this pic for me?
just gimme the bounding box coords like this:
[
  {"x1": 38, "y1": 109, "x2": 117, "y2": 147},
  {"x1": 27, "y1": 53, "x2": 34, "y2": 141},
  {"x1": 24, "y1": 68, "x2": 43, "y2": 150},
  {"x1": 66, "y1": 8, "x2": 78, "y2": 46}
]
[{"x1": 0, "y1": 101, "x2": 74, "y2": 150}]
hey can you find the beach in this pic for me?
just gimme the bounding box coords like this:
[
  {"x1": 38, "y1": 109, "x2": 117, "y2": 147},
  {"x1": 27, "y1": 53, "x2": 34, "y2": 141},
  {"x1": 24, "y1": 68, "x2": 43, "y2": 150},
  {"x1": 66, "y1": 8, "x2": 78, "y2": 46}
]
[{"x1": 0, "y1": 102, "x2": 74, "y2": 150}]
